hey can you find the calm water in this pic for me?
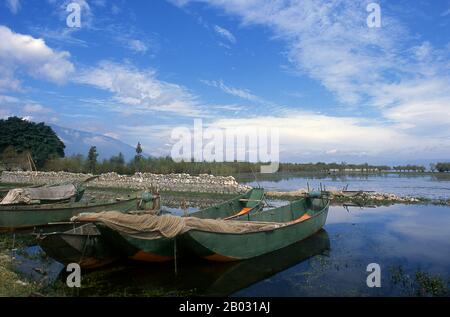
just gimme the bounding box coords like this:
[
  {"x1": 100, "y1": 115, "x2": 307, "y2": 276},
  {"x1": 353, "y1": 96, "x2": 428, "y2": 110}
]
[
  {"x1": 238, "y1": 172, "x2": 450, "y2": 200},
  {"x1": 12, "y1": 203, "x2": 450, "y2": 296}
]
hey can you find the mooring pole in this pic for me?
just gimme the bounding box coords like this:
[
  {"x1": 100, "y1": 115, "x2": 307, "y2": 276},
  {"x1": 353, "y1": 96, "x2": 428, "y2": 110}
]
[{"x1": 174, "y1": 238, "x2": 178, "y2": 276}]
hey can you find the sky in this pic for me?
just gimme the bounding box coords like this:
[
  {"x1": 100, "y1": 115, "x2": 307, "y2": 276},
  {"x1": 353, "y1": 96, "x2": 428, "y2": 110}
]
[{"x1": 0, "y1": 0, "x2": 449, "y2": 165}]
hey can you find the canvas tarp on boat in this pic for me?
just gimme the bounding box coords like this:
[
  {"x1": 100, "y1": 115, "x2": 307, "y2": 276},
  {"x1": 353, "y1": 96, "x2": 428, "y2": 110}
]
[
  {"x1": 72, "y1": 211, "x2": 286, "y2": 240},
  {"x1": 0, "y1": 184, "x2": 77, "y2": 205}
]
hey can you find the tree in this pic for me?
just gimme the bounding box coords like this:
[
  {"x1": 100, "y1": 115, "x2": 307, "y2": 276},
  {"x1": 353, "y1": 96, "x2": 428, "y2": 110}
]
[
  {"x1": 436, "y1": 162, "x2": 450, "y2": 173},
  {"x1": 0, "y1": 117, "x2": 65, "y2": 167},
  {"x1": 87, "y1": 146, "x2": 98, "y2": 173},
  {"x1": 134, "y1": 142, "x2": 143, "y2": 172},
  {"x1": 429, "y1": 163, "x2": 436, "y2": 173},
  {"x1": 109, "y1": 152, "x2": 125, "y2": 174}
]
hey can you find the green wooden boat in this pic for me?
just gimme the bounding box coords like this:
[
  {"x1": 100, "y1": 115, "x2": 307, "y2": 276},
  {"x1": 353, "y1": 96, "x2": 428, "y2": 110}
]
[
  {"x1": 95, "y1": 188, "x2": 265, "y2": 263},
  {"x1": 180, "y1": 195, "x2": 329, "y2": 262},
  {"x1": 0, "y1": 196, "x2": 138, "y2": 231},
  {"x1": 58, "y1": 229, "x2": 329, "y2": 296}
]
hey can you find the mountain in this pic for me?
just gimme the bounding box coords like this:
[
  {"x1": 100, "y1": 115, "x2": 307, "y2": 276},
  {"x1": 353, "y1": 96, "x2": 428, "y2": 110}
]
[{"x1": 50, "y1": 124, "x2": 145, "y2": 161}]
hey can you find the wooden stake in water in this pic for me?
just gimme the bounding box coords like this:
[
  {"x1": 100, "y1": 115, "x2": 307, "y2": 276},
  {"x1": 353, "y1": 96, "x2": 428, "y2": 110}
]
[{"x1": 174, "y1": 238, "x2": 178, "y2": 275}]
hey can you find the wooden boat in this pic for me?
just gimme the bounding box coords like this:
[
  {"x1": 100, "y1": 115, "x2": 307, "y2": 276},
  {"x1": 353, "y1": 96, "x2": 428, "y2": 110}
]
[
  {"x1": 179, "y1": 194, "x2": 329, "y2": 262},
  {"x1": 36, "y1": 223, "x2": 119, "y2": 269},
  {"x1": 0, "y1": 196, "x2": 138, "y2": 231},
  {"x1": 54, "y1": 229, "x2": 329, "y2": 296},
  {"x1": 94, "y1": 188, "x2": 265, "y2": 263}
]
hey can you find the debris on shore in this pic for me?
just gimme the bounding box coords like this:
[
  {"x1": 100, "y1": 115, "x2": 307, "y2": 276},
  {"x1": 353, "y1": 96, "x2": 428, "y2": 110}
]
[{"x1": 266, "y1": 189, "x2": 448, "y2": 206}]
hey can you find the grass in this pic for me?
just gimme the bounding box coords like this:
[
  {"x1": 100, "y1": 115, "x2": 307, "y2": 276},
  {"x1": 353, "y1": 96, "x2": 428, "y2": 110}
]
[{"x1": 0, "y1": 252, "x2": 41, "y2": 296}]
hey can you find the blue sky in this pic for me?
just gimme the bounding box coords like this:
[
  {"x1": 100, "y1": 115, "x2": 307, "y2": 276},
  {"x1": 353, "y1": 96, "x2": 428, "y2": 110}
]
[{"x1": 0, "y1": 0, "x2": 449, "y2": 164}]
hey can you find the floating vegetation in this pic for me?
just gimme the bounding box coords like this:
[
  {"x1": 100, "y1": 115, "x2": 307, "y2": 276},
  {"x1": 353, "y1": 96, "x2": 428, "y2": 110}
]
[{"x1": 389, "y1": 265, "x2": 450, "y2": 297}]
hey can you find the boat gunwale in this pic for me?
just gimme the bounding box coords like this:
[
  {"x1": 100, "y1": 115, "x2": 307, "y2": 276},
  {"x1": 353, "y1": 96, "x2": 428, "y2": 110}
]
[
  {"x1": 0, "y1": 196, "x2": 138, "y2": 212},
  {"x1": 37, "y1": 223, "x2": 101, "y2": 238},
  {"x1": 188, "y1": 188, "x2": 264, "y2": 218},
  {"x1": 185, "y1": 198, "x2": 330, "y2": 236}
]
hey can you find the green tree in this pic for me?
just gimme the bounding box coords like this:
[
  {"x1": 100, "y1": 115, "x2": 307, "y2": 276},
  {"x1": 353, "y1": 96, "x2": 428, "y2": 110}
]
[
  {"x1": 109, "y1": 152, "x2": 125, "y2": 174},
  {"x1": 134, "y1": 142, "x2": 143, "y2": 172},
  {"x1": 436, "y1": 162, "x2": 450, "y2": 173},
  {"x1": 87, "y1": 146, "x2": 98, "y2": 173},
  {"x1": 0, "y1": 116, "x2": 65, "y2": 167}
]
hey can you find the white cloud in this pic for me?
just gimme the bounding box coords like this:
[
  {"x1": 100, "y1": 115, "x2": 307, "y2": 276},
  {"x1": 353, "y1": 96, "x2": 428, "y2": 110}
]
[
  {"x1": 128, "y1": 39, "x2": 149, "y2": 53},
  {"x1": 0, "y1": 26, "x2": 74, "y2": 90},
  {"x1": 104, "y1": 132, "x2": 120, "y2": 140},
  {"x1": 0, "y1": 94, "x2": 20, "y2": 103},
  {"x1": 6, "y1": 0, "x2": 20, "y2": 14},
  {"x1": 210, "y1": 112, "x2": 450, "y2": 161},
  {"x1": 75, "y1": 61, "x2": 207, "y2": 117},
  {"x1": 201, "y1": 79, "x2": 267, "y2": 104},
  {"x1": 23, "y1": 103, "x2": 49, "y2": 113},
  {"x1": 213, "y1": 25, "x2": 236, "y2": 43}
]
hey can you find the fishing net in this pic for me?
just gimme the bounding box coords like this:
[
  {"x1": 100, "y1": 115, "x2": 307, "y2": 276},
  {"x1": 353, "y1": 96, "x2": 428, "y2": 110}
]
[
  {"x1": 0, "y1": 183, "x2": 77, "y2": 205},
  {"x1": 72, "y1": 211, "x2": 286, "y2": 240}
]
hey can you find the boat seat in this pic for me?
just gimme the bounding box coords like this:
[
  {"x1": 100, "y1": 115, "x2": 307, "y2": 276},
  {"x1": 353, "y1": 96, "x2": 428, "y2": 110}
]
[
  {"x1": 223, "y1": 207, "x2": 252, "y2": 220},
  {"x1": 292, "y1": 213, "x2": 312, "y2": 224}
]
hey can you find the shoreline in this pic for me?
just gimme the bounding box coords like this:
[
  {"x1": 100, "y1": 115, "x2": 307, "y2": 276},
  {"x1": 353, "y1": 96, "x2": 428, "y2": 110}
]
[
  {"x1": 266, "y1": 190, "x2": 450, "y2": 207},
  {"x1": 1, "y1": 182, "x2": 449, "y2": 207}
]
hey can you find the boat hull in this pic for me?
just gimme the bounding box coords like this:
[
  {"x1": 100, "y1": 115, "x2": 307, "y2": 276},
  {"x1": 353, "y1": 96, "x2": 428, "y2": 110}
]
[
  {"x1": 37, "y1": 223, "x2": 118, "y2": 269},
  {"x1": 96, "y1": 189, "x2": 265, "y2": 263},
  {"x1": 180, "y1": 198, "x2": 329, "y2": 261},
  {"x1": 0, "y1": 197, "x2": 138, "y2": 231}
]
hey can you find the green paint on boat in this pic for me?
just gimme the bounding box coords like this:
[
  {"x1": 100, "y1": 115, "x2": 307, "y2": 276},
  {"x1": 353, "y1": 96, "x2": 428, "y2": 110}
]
[
  {"x1": 96, "y1": 188, "x2": 266, "y2": 262},
  {"x1": 0, "y1": 196, "x2": 138, "y2": 231},
  {"x1": 180, "y1": 196, "x2": 330, "y2": 261}
]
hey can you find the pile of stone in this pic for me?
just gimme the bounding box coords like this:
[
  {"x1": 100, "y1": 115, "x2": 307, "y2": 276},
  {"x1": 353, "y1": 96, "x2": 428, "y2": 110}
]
[
  {"x1": 0, "y1": 171, "x2": 251, "y2": 194},
  {"x1": 266, "y1": 188, "x2": 426, "y2": 205}
]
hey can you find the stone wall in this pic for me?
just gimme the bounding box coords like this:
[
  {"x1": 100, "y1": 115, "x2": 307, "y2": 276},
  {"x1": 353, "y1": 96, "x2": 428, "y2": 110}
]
[{"x1": 0, "y1": 171, "x2": 251, "y2": 194}]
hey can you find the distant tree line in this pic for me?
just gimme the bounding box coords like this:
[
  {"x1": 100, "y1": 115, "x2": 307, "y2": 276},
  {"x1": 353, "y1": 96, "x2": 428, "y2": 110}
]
[
  {"x1": 42, "y1": 147, "x2": 450, "y2": 175},
  {"x1": 41, "y1": 145, "x2": 397, "y2": 176},
  {"x1": 392, "y1": 165, "x2": 426, "y2": 172},
  {"x1": 434, "y1": 163, "x2": 450, "y2": 173}
]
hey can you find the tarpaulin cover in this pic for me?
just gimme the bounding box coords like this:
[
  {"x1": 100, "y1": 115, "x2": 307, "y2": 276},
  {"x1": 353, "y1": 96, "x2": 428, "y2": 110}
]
[{"x1": 0, "y1": 184, "x2": 77, "y2": 205}]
